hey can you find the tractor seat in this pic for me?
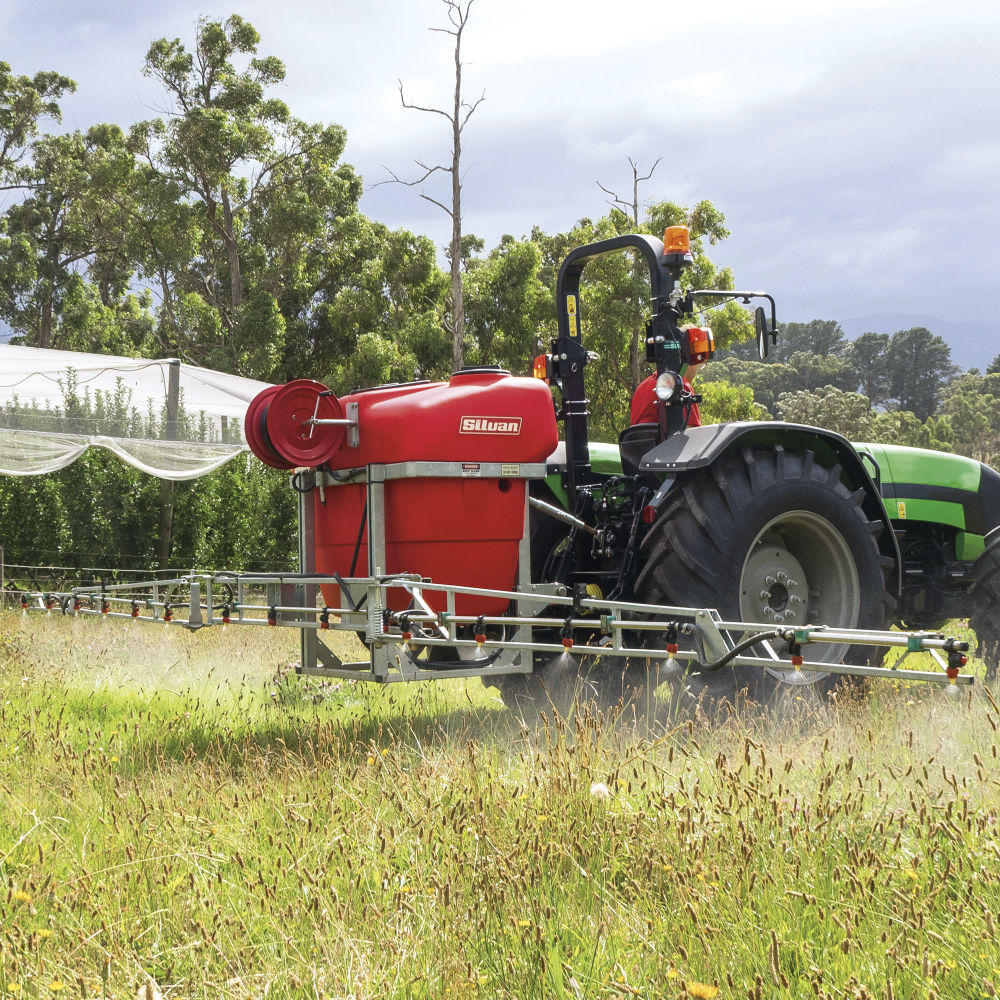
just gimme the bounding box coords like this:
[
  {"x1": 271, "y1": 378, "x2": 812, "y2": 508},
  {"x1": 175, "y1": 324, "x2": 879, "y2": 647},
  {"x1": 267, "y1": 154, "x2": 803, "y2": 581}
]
[{"x1": 619, "y1": 422, "x2": 661, "y2": 478}]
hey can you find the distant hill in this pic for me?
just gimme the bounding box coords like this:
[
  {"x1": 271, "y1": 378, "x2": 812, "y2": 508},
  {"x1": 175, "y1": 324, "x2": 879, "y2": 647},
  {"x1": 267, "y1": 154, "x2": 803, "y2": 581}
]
[{"x1": 840, "y1": 315, "x2": 996, "y2": 371}]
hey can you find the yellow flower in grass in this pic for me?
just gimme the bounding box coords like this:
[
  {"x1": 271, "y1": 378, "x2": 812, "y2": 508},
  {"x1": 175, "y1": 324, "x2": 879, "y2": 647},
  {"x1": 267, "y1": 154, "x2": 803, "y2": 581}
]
[
  {"x1": 37, "y1": 928, "x2": 53, "y2": 939},
  {"x1": 13, "y1": 890, "x2": 32, "y2": 904},
  {"x1": 667, "y1": 967, "x2": 680, "y2": 979},
  {"x1": 686, "y1": 983, "x2": 719, "y2": 999},
  {"x1": 50, "y1": 981, "x2": 66, "y2": 992}
]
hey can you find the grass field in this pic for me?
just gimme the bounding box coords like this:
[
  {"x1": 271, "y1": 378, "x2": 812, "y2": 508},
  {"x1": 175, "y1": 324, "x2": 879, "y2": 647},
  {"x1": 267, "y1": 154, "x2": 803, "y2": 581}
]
[{"x1": 1, "y1": 612, "x2": 999, "y2": 1000}]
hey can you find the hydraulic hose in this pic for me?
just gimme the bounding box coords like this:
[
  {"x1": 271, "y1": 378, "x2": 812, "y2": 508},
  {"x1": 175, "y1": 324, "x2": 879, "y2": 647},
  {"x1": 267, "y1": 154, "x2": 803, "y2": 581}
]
[{"x1": 697, "y1": 628, "x2": 788, "y2": 673}]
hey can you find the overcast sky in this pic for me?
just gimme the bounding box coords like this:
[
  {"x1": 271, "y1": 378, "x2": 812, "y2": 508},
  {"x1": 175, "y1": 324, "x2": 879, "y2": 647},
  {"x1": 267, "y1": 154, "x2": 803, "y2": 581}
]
[{"x1": 3, "y1": 0, "x2": 998, "y2": 367}]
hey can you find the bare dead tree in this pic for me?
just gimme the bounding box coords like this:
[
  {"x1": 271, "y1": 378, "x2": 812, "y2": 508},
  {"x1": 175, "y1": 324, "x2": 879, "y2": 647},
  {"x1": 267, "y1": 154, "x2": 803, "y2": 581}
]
[
  {"x1": 378, "y1": 0, "x2": 483, "y2": 371},
  {"x1": 597, "y1": 157, "x2": 663, "y2": 387},
  {"x1": 597, "y1": 157, "x2": 662, "y2": 226}
]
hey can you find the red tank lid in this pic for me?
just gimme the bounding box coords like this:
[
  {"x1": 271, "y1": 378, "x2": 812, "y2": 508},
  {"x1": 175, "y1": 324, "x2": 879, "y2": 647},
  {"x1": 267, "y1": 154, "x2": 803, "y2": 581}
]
[{"x1": 448, "y1": 367, "x2": 510, "y2": 386}]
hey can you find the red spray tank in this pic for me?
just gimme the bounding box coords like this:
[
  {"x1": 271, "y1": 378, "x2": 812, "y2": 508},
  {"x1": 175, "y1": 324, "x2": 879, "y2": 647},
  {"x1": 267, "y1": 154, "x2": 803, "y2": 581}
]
[{"x1": 246, "y1": 369, "x2": 559, "y2": 615}]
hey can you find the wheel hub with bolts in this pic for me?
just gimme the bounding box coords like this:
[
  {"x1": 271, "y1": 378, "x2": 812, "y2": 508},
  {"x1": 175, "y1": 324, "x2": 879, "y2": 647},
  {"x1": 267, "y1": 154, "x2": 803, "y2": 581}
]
[
  {"x1": 742, "y1": 546, "x2": 809, "y2": 627},
  {"x1": 739, "y1": 510, "x2": 863, "y2": 685}
]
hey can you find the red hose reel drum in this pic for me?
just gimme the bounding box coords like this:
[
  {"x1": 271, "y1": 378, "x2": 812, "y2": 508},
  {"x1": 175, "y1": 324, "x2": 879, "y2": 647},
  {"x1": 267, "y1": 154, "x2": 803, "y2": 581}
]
[
  {"x1": 244, "y1": 385, "x2": 291, "y2": 470},
  {"x1": 245, "y1": 379, "x2": 346, "y2": 468}
]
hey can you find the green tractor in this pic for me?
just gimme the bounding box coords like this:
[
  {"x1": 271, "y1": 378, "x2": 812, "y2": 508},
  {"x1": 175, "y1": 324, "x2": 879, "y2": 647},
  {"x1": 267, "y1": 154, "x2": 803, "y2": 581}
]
[{"x1": 500, "y1": 226, "x2": 1000, "y2": 708}]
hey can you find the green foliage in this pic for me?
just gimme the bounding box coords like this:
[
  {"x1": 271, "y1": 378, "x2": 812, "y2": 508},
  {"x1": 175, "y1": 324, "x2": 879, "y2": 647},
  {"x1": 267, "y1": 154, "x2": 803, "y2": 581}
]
[
  {"x1": 726, "y1": 318, "x2": 849, "y2": 364},
  {"x1": 463, "y1": 235, "x2": 551, "y2": 372},
  {"x1": 885, "y1": 327, "x2": 957, "y2": 420},
  {"x1": 784, "y1": 350, "x2": 856, "y2": 394},
  {"x1": 777, "y1": 319, "x2": 849, "y2": 362},
  {"x1": 0, "y1": 60, "x2": 75, "y2": 176},
  {"x1": 0, "y1": 127, "x2": 152, "y2": 350},
  {"x1": 700, "y1": 351, "x2": 855, "y2": 419},
  {"x1": 0, "y1": 453, "x2": 160, "y2": 569},
  {"x1": 776, "y1": 386, "x2": 876, "y2": 439},
  {"x1": 698, "y1": 356, "x2": 796, "y2": 416},
  {"x1": 870, "y1": 410, "x2": 954, "y2": 452},
  {"x1": 232, "y1": 288, "x2": 285, "y2": 378},
  {"x1": 170, "y1": 457, "x2": 296, "y2": 570},
  {"x1": 847, "y1": 332, "x2": 891, "y2": 406},
  {"x1": 305, "y1": 214, "x2": 450, "y2": 389},
  {"x1": 340, "y1": 331, "x2": 403, "y2": 390},
  {"x1": 49, "y1": 281, "x2": 157, "y2": 357},
  {"x1": 937, "y1": 372, "x2": 1000, "y2": 466},
  {"x1": 703, "y1": 323, "x2": 976, "y2": 464},
  {"x1": 697, "y1": 381, "x2": 769, "y2": 425}
]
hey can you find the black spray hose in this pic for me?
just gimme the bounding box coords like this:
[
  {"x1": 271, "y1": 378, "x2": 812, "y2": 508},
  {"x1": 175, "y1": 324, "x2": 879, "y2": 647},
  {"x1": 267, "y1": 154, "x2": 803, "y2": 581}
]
[{"x1": 697, "y1": 628, "x2": 788, "y2": 673}]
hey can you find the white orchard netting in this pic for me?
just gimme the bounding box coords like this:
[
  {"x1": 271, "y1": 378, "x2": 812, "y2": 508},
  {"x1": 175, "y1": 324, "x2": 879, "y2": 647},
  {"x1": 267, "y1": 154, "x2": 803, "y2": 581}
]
[{"x1": 0, "y1": 345, "x2": 274, "y2": 480}]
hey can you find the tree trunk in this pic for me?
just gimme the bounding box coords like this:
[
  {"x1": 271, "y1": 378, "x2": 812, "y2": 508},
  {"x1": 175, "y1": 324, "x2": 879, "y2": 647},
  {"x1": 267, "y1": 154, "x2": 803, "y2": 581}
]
[
  {"x1": 450, "y1": 22, "x2": 464, "y2": 372},
  {"x1": 39, "y1": 301, "x2": 52, "y2": 349},
  {"x1": 221, "y1": 191, "x2": 243, "y2": 312}
]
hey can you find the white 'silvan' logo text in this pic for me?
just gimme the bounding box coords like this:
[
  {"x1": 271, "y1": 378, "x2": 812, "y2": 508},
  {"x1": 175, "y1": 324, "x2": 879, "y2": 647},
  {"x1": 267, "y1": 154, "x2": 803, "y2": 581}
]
[{"x1": 459, "y1": 416, "x2": 522, "y2": 435}]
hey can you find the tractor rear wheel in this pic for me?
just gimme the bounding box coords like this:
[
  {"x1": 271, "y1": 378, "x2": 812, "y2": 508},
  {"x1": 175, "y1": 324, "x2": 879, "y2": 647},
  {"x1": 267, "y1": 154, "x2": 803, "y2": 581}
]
[
  {"x1": 635, "y1": 447, "x2": 892, "y2": 707},
  {"x1": 970, "y1": 528, "x2": 1000, "y2": 682}
]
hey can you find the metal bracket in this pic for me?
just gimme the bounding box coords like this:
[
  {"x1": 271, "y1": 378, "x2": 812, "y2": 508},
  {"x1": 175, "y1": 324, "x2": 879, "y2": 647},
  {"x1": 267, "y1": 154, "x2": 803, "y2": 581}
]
[{"x1": 691, "y1": 608, "x2": 732, "y2": 663}]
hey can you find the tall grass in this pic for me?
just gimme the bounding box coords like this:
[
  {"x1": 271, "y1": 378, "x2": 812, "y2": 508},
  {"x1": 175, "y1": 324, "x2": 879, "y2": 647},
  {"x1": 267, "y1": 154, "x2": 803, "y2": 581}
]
[{"x1": 0, "y1": 612, "x2": 998, "y2": 999}]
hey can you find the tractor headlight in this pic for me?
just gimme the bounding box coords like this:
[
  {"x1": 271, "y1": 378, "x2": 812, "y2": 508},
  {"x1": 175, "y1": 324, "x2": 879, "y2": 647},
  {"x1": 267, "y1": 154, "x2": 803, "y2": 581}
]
[{"x1": 654, "y1": 371, "x2": 684, "y2": 404}]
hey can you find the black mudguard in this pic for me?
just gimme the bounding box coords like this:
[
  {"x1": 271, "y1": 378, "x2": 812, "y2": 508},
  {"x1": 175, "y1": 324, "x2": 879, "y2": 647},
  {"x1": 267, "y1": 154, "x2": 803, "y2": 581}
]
[
  {"x1": 639, "y1": 421, "x2": 902, "y2": 597},
  {"x1": 975, "y1": 465, "x2": 1000, "y2": 536}
]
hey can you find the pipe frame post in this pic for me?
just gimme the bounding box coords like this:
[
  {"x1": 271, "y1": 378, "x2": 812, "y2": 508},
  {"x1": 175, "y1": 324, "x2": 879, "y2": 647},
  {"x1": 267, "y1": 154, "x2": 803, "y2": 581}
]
[
  {"x1": 157, "y1": 360, "x2": 181, "y2": 572},
  {"x1": 298, "y1": 469, "x2": 317, "y2": 673}
]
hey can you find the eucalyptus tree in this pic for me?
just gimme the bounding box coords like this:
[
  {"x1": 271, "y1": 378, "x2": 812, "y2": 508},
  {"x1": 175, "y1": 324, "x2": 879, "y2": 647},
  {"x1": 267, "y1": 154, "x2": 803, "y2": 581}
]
[
  {"x1": 0, "y1": 61, "x2": 74, "y2": 181},
  {"x1": 886, "y1": 327, "x2": 957, "y2": 419},
  {"x1": 132, "y1": 15, "x2": 362, "y2": 378},
  {"x1": 0, "y1": 126, "x2": 152, "y2": 353}
]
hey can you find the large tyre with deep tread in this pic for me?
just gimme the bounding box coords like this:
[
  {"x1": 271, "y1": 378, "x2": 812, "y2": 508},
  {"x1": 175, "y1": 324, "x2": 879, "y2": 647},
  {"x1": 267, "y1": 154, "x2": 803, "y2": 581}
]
[
  {"x1": 970, "y1": 528, "x2": 1000, "y2": 682},
  {"x1": 635, "y1": 446, "x2": 892, "y2": 706}
]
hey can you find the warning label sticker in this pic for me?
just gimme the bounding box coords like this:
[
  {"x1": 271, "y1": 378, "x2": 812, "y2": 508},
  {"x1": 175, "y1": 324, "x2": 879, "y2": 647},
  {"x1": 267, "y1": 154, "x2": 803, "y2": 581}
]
[
  {"x1": 461, "y1": 463, "x2": 482, "y2": 477},
  {"x1": 566, "y1": 294, "x2": 578, "y2": 337},
  {"x1": 500, "y1": 464, "x2": 520, "y2": 477},
  {"x1": 897, "y1": 501, "x2": 907, "y2": 519}
]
